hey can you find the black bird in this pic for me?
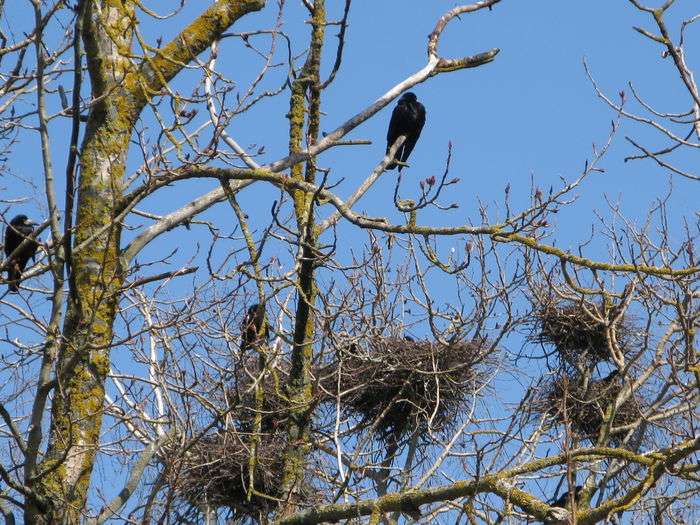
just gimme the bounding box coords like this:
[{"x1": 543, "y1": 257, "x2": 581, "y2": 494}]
[
  {"x1": 601, "y1": 369, "x2": 620, "y2": 383},
  {"x1": 385, "y1": 92, "x2": 426, "y2": 171},
  {"x1": 4, "y1": 214, "x2": 38, "y2": 293},
  {"x1": 550, "y1": 485, "x2": 583, "y2": 509},
  {"x1": 240, "y1": 303, "x2": 269, "y2": 352}
]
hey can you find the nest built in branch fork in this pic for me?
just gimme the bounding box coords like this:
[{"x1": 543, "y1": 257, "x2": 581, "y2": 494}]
[
  {"x1": 534, "y1": 373, "x2": 644, "y2": 441},
  {"x1": 166, "y1": 431, "x2": 289, "y2": 518},
  {"x1": 533, "y1": 301, "x2": 633, "y2": 365},
  {"x1": 326, "y1": 336, "x2": 494, "y2": 439},
  {"x1": 165, "y1": 358, "x2": 320, "y2": 519}
]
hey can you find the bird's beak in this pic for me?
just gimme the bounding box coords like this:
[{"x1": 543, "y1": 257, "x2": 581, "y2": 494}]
[{"x1": 25, "y1": 219, "x2": 36, "y2": 226}]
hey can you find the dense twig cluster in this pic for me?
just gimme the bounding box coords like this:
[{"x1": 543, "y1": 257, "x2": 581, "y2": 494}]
[
  {"x1": 164, "y1": 357, "x2": 321, "y2": 518},
  {"x1": 324, "y1": 336, "x2": 493, "y2": 438},
  {"x1": 164, "y1": 430, "x2": 316, "y2": 520},
  {"x1": 227, "y1": 356, "x2": 292, "y2": 434},
  {"x1": 532, "y1": 300, "x2": 632, "y2": 365},
  {"x1": 534, "y1": 373, "x2": 643, "y2": 441}
]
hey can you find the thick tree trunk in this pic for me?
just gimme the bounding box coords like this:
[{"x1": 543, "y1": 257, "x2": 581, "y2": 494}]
[
  {"x1": 26, "y1": 3, "x2": 136, "y2": 520},
  {"x1": 28, "y1": 142, "x2": 129, "y2": 523},
  {"x1": 25, "y1": 1, "x2": 266, "y2": 521}
]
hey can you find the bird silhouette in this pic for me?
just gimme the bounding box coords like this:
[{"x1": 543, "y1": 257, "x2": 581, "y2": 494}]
[
  {"x1": 4, "y1": 214, "x2": 38, "y2": 292},
  {"x1": 601, "y1": 369, "x2": 620, "y2": 383},
  {"x1": 550, "y1": 485, "x2": 583, "y2": 509},
  {"x1": 240, "y1": 303, "x2": 269, "y2": 352},
  {"x1": 386, "y1": 92, "x2": 426, "y2": 171}
]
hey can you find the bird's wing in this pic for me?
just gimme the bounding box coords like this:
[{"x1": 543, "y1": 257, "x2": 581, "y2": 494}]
[
  {"x1": 21, "y1": 226, "x2": 38, "y2": 250},
  {"x1": 386, "y1": 105, "x2": 407, "y2": 169},
  {"x1": 16, "y1": 227, "x2": 38, "y2": 263},
  {"x1": 7, "y1": 264, "x2": 19, "y2": 291},
  {"x1": 398, "y1": 103, "x2": 426, "y2": 167},
  {"x1": 399, "y1": 134, "x2": 418, "y2": 167},
  {"x1": 386, "y1": 105, "x2": 403, "y2": 151},
  {"x1": 4, "y1": 228, "x2": 18, "y2": 258},
  {"x1": 17, "y1": 253, "x2": 32, "y2": 272},
  {"x1": 416, "y1": 102, "x2": 426, "y2": 133}
]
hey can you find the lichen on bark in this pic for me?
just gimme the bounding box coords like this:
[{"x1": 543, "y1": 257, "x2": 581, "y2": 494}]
[
  {"x1": 280, "y1": 0, "x2": 326, "y2": 516},
  {"x1": 27, "y1": 1, "x2": 267, "y2": 522}
]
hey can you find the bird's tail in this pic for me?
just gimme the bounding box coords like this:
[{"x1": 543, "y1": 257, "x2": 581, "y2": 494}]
[{"x1": 7, "y1": 268, "x2": 19, "y2": 293}]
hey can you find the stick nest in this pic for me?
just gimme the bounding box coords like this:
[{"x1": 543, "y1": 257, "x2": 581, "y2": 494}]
[
  {"x1": 165, "y1": 430, "x2": 316, "y2": 519},
  {"x1": 165, "y1": 357, "x2": 322, "y2": 518},
  {"x1": 325, "y1": 336, "x2": 493, "y2": 438},
  {"x1": 534, "y1": 373, "x2": 643, "y2": 441},
  {"x1": 532, "y1": 301, "x2": 632, "y2": 365}
]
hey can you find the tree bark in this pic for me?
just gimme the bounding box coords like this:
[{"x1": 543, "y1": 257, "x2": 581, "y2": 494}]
[
  {"x1": 280, "y1": 0, "x2": 326, "y2": 515},
  {"x1": 26, "y1": 1, "x2": 266, "y2": 521}
]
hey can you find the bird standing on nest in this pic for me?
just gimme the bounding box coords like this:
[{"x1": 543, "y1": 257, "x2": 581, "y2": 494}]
[
  {"x1": 386, "y1": 92, "x2": 426, "y2": 171},
  {"x1": 4, "y1": 214, "x2": 39, "y2": 292},
  {"x1": 240, "y1": 303, "x2": 269, "y2": 352}
]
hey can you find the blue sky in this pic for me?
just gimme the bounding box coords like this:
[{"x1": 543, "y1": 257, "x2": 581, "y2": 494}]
[
  {"x1": 3, "y1": 0, "x2": 696, "y2": 262},
  {"x1": 2, "y1": 0, "x2": 699, "y2": 521}
]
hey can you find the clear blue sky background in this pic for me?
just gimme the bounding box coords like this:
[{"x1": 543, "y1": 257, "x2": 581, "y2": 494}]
[
  {"x1": 2, "y1": 0, "x2": 699, "y2": 521},
  {"x1": 4, "y1": 0, "x2": 696, "y2": 262}
]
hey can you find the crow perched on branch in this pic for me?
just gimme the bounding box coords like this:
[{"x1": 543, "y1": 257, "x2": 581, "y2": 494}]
[
  {"x1": 4, "y1": 214, "x2": 38, "y2": 293},
  {"x1": 386, "y1": 92, "x2": 426, "y2": 171},
  {"x1": 240, "y1": 303, "x2": 269, "y2": 352}
]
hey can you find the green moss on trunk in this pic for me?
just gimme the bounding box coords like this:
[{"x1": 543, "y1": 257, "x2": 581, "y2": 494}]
[
  {"x1": 280, "y1": 0, "x2": 326, "y2": 517},
  {"x1": 27, "y1": 1, "x2": 267, "y2": 521}
]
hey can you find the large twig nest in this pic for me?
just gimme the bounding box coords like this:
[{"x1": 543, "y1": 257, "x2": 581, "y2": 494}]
[
  {"x1": 534, "y1": 372, "x2": 644, "y2": 441},
  {"x1": 532, "y1": 301, "x2": 633, "y2": 365},
  {"x1": 324, "y1": 336, "x2": 493, "y2": 439},
  {"x1": 165, "y1": 430, "x2": 316, "y2": 520},
  {"x1": 163, "y1": 352, "x2": 327, "y2": 519}
]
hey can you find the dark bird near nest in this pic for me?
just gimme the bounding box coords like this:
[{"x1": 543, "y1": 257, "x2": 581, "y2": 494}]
[
  {"x1": 240, "y1": 303, "x2": 269, "y2": 352},
  {"x1": 4, "y1": 214, "x2": 38, "y2": 293},
  {"x1": 385, "y1": 92, "x2": 426, "y2": 171},
  {"x1": 601, "y1": 369, "x2": 620, "y2": 383},
  {"x1": 550, "y1": 485, "x2": 583, "y2": 509}
]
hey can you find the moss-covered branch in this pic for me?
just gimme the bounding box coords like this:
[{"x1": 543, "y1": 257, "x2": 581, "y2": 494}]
[
  {"x1": 29, "y1": 1, "x2": 267, "y2": 522},
  {"x1": 280, "y1": 0, "x2": 325, "y2": 515},
  {"x1": 278, "y1": 440, "x2": 699, "y2": 525},
  {"x1": 431, "y1": 49, "x2": 500, "y2": 75},
  {"x1": 163, "y1": 165, "x2": 700, "y2": 278},
  {"x1": 135, "y1": 0, "x2": 265, "y2": 99}
]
